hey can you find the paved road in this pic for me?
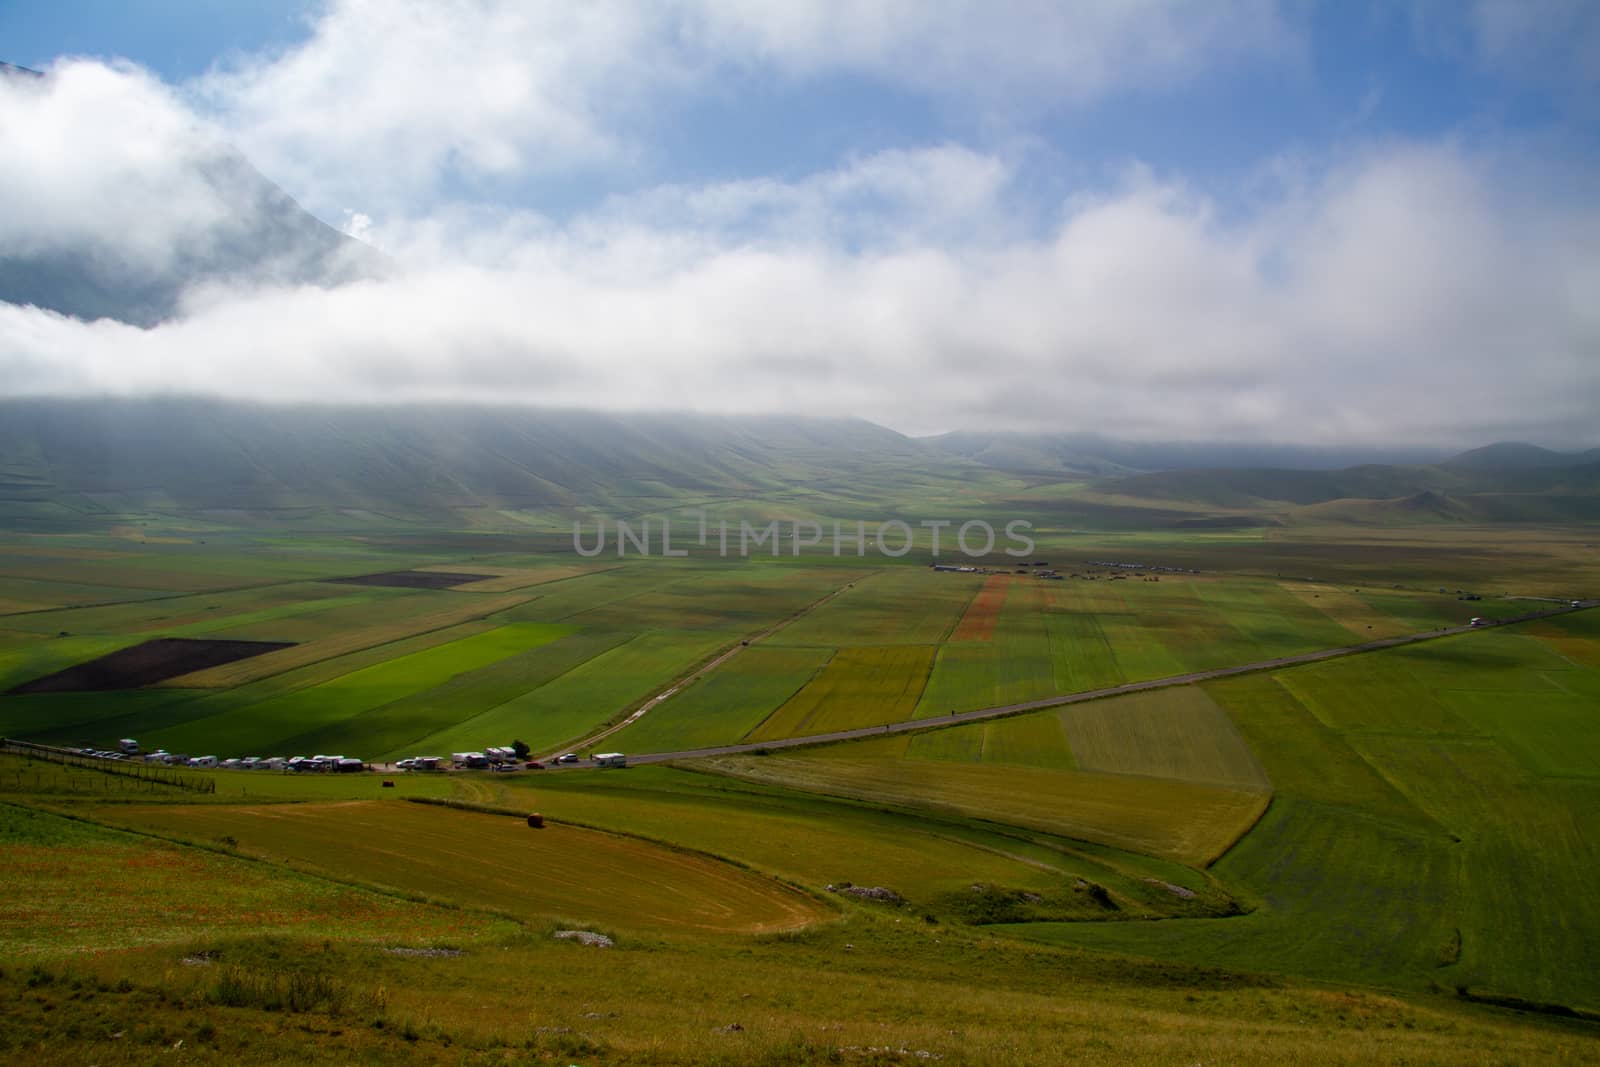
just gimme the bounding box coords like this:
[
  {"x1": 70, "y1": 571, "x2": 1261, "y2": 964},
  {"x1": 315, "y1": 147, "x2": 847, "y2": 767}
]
[{"x1": 551, "y1": 599, "x2": 1592, "y2": 770}]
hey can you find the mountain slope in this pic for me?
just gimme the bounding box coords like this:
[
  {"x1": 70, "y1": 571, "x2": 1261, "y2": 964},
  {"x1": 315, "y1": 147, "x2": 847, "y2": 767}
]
[
  {"x1": 0, "y1": 62, "x2": 386, "y2": 327},
  {"x1": 0, "y1": 397, "x2": 973, "y2": 525}
]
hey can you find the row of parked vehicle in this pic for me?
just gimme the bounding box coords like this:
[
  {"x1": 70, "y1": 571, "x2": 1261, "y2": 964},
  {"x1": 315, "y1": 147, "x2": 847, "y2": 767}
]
[
  {"x1": 75, "y1": 738, "x2": 629, "y2": 774},
  {"x1": 441, "y1": 747, "x2": 545, "y2": 771},
  {"x1": 69, "y1": 743, "x2": 365, "y2": 773}
]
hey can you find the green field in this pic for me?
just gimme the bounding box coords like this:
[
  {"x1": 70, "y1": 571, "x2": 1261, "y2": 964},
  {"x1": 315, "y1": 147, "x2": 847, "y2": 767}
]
[
  {"x1": 142, "y1": 622, "x2": 574, "y2": 757},
  {"x1": 3, "y1": 520, "x2": 1599, "y2": 1064},
  {"x1": 766, "y1": 567, "x2": 974, "y2": 646},
  {"x1": 695, "y1": 748, "x2": 1269, "y2": 866},
  {"x1": 92, "y1": 800, "x2": 827, "y2": 934},
  {"x1": 745, "y1": 645, "x2": 936, "y2": 740},
  {"x1": 606, "y1": 645, "x2": 833, "y2": 751},
  {"x1": 405, "y1": 627, "x2": 738, "y2": 757},
  {"x1": 1004, "y1": 619, "x2": 1600, "y2": 1011}
]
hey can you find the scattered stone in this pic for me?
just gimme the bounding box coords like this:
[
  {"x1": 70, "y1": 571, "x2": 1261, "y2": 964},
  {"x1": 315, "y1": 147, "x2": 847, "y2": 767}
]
[
  {"x1": 582, "y1": 1011, "x2": 617, "y2": 1019},
  {"x1": 836, "y1": 1045, "x2": 943, "y2": 1060},
  {"x1": 826, "y1": 882, "x2": 904, "y2": 904},
  {"x1": 385, "y1": 946, "x2": 465, "y2": 958},
  {"x1": 716, "y1": 1022, "x2": 744, "y2": 1033},
  {"x1": 554, "y1": 930, "x2": 614, "y2": 948},
  {"x1": 1143, "y1": 878, "x2": 1197, "y2": 899},
  {"x1": 180, "y1": 952, "x2": 217, "y2": 967}
]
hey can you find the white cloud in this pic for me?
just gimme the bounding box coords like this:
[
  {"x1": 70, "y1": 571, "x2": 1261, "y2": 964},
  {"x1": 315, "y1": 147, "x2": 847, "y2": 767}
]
[
  {"x1": 183, "y1": 0, "x2": 1301, "y2": 218},
  {"x1": 1468, "y1": 0, "x2": 1600, "y2": 99},
  {"x1": 3, "y1": 122, "x2": 1596, "y2": 446},
  {"x1": 0, "y1": 61, "x2": 236, "y2": 273},
  {"x1": 591, "y1": 144, "x2": 1019, "y2": 252},
  {"x1": 2, "y1": 5, "x2": 1597, "y2": 448},
  {"x1": 683, "y1": 0, "x2": 1300, "y2": 104},
  {"x1": 191, "y1": 0, "x2": 681, "y2": 214}
]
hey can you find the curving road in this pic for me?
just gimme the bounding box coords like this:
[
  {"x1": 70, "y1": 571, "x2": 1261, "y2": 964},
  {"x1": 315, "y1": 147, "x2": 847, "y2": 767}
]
[{"x1": 549, "y1": 599, "x2": 1592, "y2": 770}]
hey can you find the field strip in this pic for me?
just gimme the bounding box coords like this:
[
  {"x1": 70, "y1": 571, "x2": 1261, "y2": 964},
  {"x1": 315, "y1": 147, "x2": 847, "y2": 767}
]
[
  {"x1": 949, "y1": 574, "x2": 1009, "y2": 642},
  {"x1": 576, "y1": 601, "x2": 1596, "y2": 767},
  {"x1": 160, "y1": 592, "x2": 533, "y2": 687},
  {"x1": 539, "y1": 571, "x2": 877, "y2": 761}
]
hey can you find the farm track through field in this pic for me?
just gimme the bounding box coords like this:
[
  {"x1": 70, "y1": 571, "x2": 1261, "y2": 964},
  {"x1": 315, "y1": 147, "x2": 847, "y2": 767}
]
[
  {"x1": 535, "y1": 571, "x2": 877, "y2": 762},
  {"x1": 574, "y1": 602, "x2": 1595, "y2": 768}
]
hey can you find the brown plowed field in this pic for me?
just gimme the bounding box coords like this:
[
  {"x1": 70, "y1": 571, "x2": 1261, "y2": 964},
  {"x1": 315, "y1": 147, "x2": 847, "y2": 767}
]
[
  {"x1": 317, "y1": 570, "x2": 494, "y2": 590},
  {"x1": 9, "y1": 637, "x2": 295, "y2": 693}
]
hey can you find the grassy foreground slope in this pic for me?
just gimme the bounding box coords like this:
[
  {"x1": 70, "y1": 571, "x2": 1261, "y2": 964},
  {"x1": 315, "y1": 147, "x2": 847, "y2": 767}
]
[
  {"x1": 92, "y1": 800, "x2": 827, "y2": 934},
  {"x1": 0, "y1": 801, "x2": 490, "y2": 958},
  {"x1": 4, "y1": 756, "x2": 1598, "y2": 1065}
]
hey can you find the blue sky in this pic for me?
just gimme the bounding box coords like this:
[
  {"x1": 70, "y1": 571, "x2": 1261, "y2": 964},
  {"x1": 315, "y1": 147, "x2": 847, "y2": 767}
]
[
  {"x1": 7, "y1": 1, "x2": 1592, "y2": 216},
  {"x1": 1, "y1": 1, "x2": 1597, "y2": 444}
]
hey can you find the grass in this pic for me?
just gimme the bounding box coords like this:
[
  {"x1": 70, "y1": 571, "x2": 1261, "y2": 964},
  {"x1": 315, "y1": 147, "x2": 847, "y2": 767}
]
[
  {"x1": 1279, "y1": 581, "x2": 1414, "y2": 639},
  {"x1": 4, "y1": 524, "x2": 1600, "y2": 1061},
  {"x1": 0, "y1": 801, "x2": 487, "y2": 958},
  {"x1": 1058, "y1": 686, "x2": 1270, "y2": 789},
  {"x1": 0, "y1": 581, "x2": 364, "y2": 638},
  {"x1": 7, "y1": 917, "x2": 1594, "y2": 1066},
  {"x1": 0, "y1": 632, "x2": 148, "y2": 693},
  {"x1": 553, "y1": 565, "x2": 856, "y2": 632},
  {"x1": 143, "y1": 623, "x2": 573, "y2": 757},
  {"x1": 766, "y1": 568, "x2": 973, "y2": 646},
  {"x1": 9, "y1": 621, "x2": 505, "y2": 751},
  {"x1": 949, "y1": 574, "x2": 1010, "y2": 641},
  {"x1": 405, "y1": 628, "x2": 739, "y2": 756},
  {"x1": 606, "y1": 645, "x2": 833, "y2": 751},
  {"x1": 504, "y1": 765, "x2": 1230, "y2": 919},
  {"x1": 744, "y1": 645, "x2": 936, "y2": 740},
  {"x1": 693, "y1": 750, "x2": 1269, "y2": 866},
  {"x1": 91, "y1": 800, "x2": 827, "y2": 934},
  {"x1": 1011, "y1": 622, "x2": 1600, "y2": 1012},
  {"x1": 161, "y1": 593, "x2": 532, "y2": 687}
]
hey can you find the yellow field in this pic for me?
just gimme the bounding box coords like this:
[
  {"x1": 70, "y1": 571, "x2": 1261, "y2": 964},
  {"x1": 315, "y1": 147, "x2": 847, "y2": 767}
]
[
  {"x1": 1281, "y1": 582, "x2": 1412, "y2": 639},
  {"x1": 0, "y1": 802, "x2": 485, "y2": 958},
  {"x1": 744, "y1": 645, "x2": 935, "y2": 740},
  {"x1": 695, "y1": 752, "x2": 1270, "y2": 866},
  {"x1": 95, "y1": 800, "x2": 829, "y2": 933},
  {"x1": 1059, "y1": 686, "x2": 1272, "y2": 790},
  {"x1": 161, "y1": 593, "x2": 531, "y2": 687},
  {"x1": 417, "y1": 563, "x2": 611, "y2": 592}
]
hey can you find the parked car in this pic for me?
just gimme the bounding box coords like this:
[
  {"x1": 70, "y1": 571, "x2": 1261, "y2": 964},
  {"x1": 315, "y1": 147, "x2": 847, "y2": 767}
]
[{"x1": 556, "y1": 753, "x2": 580, "y2": 764}]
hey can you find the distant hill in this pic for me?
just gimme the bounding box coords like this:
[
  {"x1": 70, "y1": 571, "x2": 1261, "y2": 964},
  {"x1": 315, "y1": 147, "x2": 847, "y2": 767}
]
[
  {"x1": 922, "y1": 430, "x2": 1449, "y2": 476},
  {"x1": 0, "y1": 397, "x2": 972, "y2": 528},
  {"x1": 1440, "y1": 442, "x2": 1600, "y2": 472},
  {"x1": 0, "y1": 62, "x2": 386, "y2": 326},
  {"x1": 1, "y1": 399, "x2": 1594, "y2": 532},
  {"x1": 918, "y1": 432, "x2": 1139, "y2": 478},
  {"x1": 1087, "y1": 447, "x2": 1600, "y2": 525}
]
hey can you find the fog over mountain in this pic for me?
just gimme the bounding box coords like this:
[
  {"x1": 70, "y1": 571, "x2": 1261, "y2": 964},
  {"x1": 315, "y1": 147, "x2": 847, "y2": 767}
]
[
  {"x1": 2, "y1": 3, "x2": 1597, "y2": 448},
  {"x1": 2, "y1": 397, "x2": 1594, "y2": 531}
]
